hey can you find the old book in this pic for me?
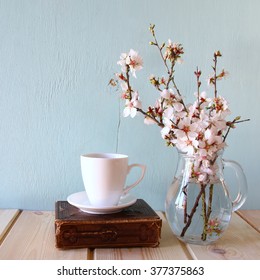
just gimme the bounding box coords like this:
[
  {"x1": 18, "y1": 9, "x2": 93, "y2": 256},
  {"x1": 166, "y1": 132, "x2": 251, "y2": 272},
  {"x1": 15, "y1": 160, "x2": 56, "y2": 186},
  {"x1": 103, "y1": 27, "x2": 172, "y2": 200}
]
[{"x1": 55, "y1": 199, "x2": 162, "y2": 249}]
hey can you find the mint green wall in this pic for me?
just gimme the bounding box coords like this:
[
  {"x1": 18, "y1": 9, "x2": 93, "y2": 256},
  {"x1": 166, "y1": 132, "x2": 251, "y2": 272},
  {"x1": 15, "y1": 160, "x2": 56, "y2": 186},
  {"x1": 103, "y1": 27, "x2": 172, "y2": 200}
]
[{"x1": 0, "y1": 0, "x2": 259, "y2": 210}]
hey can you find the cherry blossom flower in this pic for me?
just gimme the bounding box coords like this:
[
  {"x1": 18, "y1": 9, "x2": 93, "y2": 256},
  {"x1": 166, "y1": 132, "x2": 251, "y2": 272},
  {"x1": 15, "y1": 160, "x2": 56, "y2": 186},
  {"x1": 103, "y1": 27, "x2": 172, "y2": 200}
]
[
  {"x1": 163, "y1": 106, "x2": 174, "y2": 119},
  {"x1": 211, "y1": 96, "x2": 230, "y2": 114},
  {"x1": 117, "y1": 52, "x2": 128, "y2": 73},
  {"x1": 164, "y1": 40, "x2": 184, "y2": 64},
  {"x1": 194, "y1": 91, "x2": 210, "y2": 108},
  {"x1": 174, "y1": 117, "x2": 198, "y2": 140},
  {"x1": 174, "y1": 134, "x2": 199, "y2": 155},
  {"x1": 173, "y1": 102, "x2": 184, "y2": 113},
  {"x1": 161, "y1": 118, "x2": 173, "y2": 139},
  {"x1": 126, "y1": 49, "x2": 143, "y2": 78},
  {"x1": 117, "y1": 49, "x2": 143, "y2": 78},
  {"x1": 160, "y1": 88, "x2": 171, "y2": 99},
  {"x1": 123, "y1": 92, "x2": 142, "y2": 118}
]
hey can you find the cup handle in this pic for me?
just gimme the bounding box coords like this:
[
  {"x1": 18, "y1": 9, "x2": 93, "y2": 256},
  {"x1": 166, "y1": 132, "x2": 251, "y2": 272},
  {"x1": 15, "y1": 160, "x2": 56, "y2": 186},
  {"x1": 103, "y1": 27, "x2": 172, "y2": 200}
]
[{"x1": 123, "y1": 164, "x2": 146, "y2": 195}]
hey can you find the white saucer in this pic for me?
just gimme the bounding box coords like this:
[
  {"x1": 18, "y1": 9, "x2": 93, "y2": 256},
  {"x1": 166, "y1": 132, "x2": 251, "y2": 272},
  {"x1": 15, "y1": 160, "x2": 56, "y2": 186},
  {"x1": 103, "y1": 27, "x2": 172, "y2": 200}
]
[{"x1": 67, "y1": 191, "x2": 137, "y2": 214}]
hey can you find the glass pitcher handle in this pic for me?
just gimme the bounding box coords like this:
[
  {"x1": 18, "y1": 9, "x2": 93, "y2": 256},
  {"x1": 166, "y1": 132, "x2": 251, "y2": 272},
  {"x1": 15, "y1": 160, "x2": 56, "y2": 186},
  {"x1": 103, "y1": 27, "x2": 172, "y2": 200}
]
[{"x1": 223, "y1": 159, "x2": 248, "y2": 212}]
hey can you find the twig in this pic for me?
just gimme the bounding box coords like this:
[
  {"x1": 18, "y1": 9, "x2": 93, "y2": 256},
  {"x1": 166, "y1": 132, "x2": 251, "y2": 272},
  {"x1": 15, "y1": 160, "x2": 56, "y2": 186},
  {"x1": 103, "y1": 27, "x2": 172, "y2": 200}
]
[
  {"x1": 213, "y1": 54, "x2": 218, "y2": 98},
  {"x1": 150, "y1": 25, "x2": 170, "y2": 75},
  {"x1": 180, "y1": 184, "x2": 206, "y2": 237},
  {"x1": 206, "y1": 184, "x2": 214, "y2": 222},
  {"x1": 201, "y1": 188, "x2": 207, "y2": 241},
  {"x1": 182, "y1": 186, "x2": 188, "y2": 224},
  {"x1": 136, "y1": 107, "x2": 164, "y2": 127},
  {"x1": 223, "y1": 118, "x2": 250, "y2": 142},
  {"x1": 125, "y1": 65, "x2": 133, "y2": 100}
]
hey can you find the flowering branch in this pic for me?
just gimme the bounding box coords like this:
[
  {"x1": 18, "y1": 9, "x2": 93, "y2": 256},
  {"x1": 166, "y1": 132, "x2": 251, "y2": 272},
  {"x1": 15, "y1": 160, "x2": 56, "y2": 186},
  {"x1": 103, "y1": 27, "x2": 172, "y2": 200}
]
[
  {"x1": 109, "y1": 24, "x2": 250, "y2": 242},
  {"x1": 110, "y1": 24, "x2": 250, "y2": 153}
]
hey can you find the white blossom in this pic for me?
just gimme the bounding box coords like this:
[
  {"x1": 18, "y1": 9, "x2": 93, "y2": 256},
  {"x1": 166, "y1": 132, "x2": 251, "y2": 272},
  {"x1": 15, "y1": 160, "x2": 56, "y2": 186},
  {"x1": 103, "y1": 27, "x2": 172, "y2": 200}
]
[
  {"x1": 123, "y1": 92, "x2": 142, "y2": 118},
  {"x1": 117, "y1": 49, "x2": 143, "y2": 78}
]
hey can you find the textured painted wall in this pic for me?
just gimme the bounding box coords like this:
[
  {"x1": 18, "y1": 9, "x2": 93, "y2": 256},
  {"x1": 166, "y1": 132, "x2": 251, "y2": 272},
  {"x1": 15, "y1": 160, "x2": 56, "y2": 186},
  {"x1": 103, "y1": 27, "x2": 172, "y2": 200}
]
[{"x1": 0, "y1": 0, "x2": 259, "y2": 210}]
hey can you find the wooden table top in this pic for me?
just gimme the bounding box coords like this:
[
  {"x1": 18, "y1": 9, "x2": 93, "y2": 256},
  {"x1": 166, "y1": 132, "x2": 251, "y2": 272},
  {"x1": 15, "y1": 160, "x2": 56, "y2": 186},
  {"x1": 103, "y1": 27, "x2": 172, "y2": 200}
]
[{"x1": 0, "y1": 209, "x2": 259, "y2": 260}]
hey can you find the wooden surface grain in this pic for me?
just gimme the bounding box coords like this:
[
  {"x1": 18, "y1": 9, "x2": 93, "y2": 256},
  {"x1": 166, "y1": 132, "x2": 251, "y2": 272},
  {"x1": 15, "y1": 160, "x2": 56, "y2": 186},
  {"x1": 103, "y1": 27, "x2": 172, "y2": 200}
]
[
  {"x1": 237, "y1": 210, "x2": 260, "y2": 233},
  {"x1": 0, "y1": 209, "x2": 259, "y2": 260},
  {"x1": 0, "y1": 211, "x2": 88, "y2": 260},
  {"x1": 0, "y1": 209, "x2": 20, "y2": 244}
]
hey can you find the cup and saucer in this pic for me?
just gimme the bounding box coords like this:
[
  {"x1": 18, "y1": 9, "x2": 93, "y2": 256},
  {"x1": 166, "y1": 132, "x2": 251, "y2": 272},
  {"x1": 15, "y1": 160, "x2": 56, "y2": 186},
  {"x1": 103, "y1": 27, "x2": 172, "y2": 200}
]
[
  {"x1": 67, "y1": 153, "x2": 146, "y2": 215},
  {"x1": 67, "y1": 191, "x2": 137, "y2": 214}
]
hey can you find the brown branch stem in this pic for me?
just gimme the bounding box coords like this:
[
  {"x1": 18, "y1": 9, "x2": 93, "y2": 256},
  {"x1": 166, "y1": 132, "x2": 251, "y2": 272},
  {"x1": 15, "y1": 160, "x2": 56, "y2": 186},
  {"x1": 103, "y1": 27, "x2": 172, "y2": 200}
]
[
  {"x1": 207, "y1": 184, "x2": 214, "y2": 221},
  {"x1": 223, "y1": 118, "x2": 250, "y2": 142},
  {"x1": 201, "y1": 188, "x2": 207, "y2": 241},
  {"x1": 180, "y1": 184, "x2": 206, "y2": 237},
  {"x1": 182, "y1": 186, "x2": 188, "y2": 224},
  {"x1": 213, "y1": 55, "x2": 218, "y2": 98},
  {"x1": 151, "y1": 32, "x2": 170, "y2": 75},
  {"x1": 125, "y1": 66, "x2": 133, "y2": 100},
  {"x1": 136, "y1": 107, "x2": 164, "y2": 127}
]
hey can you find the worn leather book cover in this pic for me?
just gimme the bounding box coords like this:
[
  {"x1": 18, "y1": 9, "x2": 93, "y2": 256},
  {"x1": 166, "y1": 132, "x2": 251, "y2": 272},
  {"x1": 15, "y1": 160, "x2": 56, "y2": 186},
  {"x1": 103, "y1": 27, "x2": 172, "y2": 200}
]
[{"x1": 55, "y1": 199, "x2": 162, "y2": 249}]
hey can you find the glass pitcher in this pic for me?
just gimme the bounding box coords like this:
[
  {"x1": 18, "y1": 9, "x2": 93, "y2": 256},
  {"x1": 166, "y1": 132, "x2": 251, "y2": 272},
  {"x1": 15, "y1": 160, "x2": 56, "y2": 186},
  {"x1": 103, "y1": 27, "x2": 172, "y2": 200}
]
[{"x1": 165, "y1": 150, "x2": 248, "y2": 245}]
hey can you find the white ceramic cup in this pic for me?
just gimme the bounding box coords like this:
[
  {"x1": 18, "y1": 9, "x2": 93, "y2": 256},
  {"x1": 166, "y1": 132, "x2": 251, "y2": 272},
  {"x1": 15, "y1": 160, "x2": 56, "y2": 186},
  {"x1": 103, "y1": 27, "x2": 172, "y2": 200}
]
[{"x1": 80, "y1": 153, "x2": 146, "y2": 207}]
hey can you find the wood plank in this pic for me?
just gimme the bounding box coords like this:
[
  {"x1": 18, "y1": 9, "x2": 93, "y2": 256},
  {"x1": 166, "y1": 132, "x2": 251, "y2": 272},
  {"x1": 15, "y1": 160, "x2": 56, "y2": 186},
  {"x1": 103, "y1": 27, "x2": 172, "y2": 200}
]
[
  {"x1": 93, "y1": 212, "x2": 191, "y2": 260},
  {"x1": 237, "y1": 210, "x2": 260, "y2": 233},
  {"x1": 0, "y1": 209, "x2": 20, "y2": 244},
  {"x1": 0, "y1": 211, "x2": 89, "y2": 260},
  {"x1": 186, "y1": 212, "x2": 260, "y2": 260}
]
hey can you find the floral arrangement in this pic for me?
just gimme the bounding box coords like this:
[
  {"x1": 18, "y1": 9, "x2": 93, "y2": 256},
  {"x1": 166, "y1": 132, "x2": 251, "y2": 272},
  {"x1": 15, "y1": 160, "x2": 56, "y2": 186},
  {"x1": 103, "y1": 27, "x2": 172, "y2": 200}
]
[{"x1": 110, "y1": 24, "x2": 249, "y2": 241}]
